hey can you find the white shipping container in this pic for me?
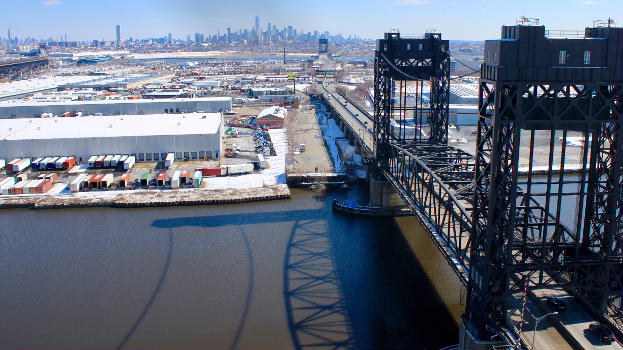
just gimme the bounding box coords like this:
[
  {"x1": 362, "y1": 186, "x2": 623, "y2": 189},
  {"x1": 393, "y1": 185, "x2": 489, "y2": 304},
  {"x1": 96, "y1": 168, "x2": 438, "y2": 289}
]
[
  {"x1": 88, "y1": 155, "x2": 98, "y2": 168},
  {"x1": 171, "y1": 170, "x2": 181, "y2": 189},
  {"x1": 165, "y1": 153, "x2": 175, "y2": 167},
  {"x1": 25, "y1": 179, "x2": 43, "y2": 194},
  {"x1": 22, "y1": 180, "x2": 34, "y2": 194},
  {"x1": 257, "y1": 154, "x2": 266, "y2": 169},
  {"x1": 119, "y1": 155, "x2": 128, "y2": 163},
  {"x1": 70, "y1": 174, "x2": 87, "y2": 192},
  {"x1": 13, "y1": 158, "x2": 31, "y2": 172},
  {"x1": 123, "y1": 156, "x2": 135, "y2": 170},
  {"x1": 101, "y1": 174, "x2": 114, "y2": 188},
  {"x1": 0, "y1": 159, "x2": 5, "y2": 170},
  {"x1": 226, "y1": 163, "x2": 254, "y2": 175},
  {"x1": 103, "y1": 155, "x2": 114, "y2": 168},
  {"x1": 55, "y1": 157, "x2": 68, "y2": 169},
  {"x1": 0, "y1": 177, "x2": 15, "y2": 195},
  {"x1": 111, "y1": 155, "x2": 122, "y2": 167},
  {"x1": 0, "y1": 177, "x2": 14, "y2": 187}
]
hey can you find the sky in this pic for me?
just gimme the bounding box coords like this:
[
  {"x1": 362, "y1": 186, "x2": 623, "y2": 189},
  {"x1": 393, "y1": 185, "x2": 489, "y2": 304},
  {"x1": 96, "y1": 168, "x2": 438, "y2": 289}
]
[{"x1": 2, "y1": 0, "x2": 622, "y2": 41}]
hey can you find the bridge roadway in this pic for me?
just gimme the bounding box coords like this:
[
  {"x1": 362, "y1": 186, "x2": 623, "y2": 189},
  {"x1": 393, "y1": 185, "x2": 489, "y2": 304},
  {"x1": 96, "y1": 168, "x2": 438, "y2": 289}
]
[
  {"x1": 0, "y1": 57, "x2": 48, "y2": 79},
  {"x1": 317, "y1": 81, "x2": 374, "y2": 155},
  {"x1": 315, "y1": 81, "x2": 623, "y2": 350}
]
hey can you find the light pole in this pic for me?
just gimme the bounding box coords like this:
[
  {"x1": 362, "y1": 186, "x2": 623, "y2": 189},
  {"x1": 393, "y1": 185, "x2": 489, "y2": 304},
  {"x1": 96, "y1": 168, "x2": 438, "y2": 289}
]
[{"x1": 532, "y1": 312, "x2": 558, "y2": 349}]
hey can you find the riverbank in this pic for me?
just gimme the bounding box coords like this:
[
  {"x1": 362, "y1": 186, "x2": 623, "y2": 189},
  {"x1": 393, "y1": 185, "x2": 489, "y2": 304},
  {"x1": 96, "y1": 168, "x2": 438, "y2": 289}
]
[{"x1": 0, "y1": 184, "x2": 290, "y2": 210}]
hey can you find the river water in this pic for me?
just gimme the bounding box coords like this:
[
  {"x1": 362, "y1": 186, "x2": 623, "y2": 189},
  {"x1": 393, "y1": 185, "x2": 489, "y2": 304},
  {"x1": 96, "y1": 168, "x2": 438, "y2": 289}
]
[
  {"x1": 0, "y1": 99, "x2": 464, "y2": 350},
  {"x1": 0, "y1": 186, "x2": 463, "y2": 350}
]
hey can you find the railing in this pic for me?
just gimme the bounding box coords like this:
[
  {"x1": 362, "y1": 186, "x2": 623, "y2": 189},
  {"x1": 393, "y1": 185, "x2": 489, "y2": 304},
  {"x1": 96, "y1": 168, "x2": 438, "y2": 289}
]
[{"x1": 383, "y1": 143, "x2": 472, "y2": 284}]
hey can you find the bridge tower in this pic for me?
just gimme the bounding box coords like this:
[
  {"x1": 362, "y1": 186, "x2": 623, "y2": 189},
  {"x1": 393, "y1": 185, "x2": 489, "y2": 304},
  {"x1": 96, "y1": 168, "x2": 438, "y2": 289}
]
[
  {"x1": 464, "y1": 23, "x2": 623, "y2": 343},
  {"x1": 373, "y1": 32, "x2": 450, "y2": 168}
]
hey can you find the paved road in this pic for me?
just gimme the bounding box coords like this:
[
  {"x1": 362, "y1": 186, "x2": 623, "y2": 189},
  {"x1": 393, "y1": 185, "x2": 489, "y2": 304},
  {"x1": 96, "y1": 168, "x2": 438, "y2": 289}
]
[{"x1": 319, "y1": 82, "x2": 374, "y2": 153}]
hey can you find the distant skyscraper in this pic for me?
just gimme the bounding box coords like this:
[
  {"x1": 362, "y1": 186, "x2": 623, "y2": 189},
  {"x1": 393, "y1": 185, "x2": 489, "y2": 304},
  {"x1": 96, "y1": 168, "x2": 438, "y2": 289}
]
[
  {"x1": 167, "y1": 32, "x2": 172, "y2": 43},
  {"x1": 7, "y1": 26, "x2": 11, "y2": 44},
  {"x1": 115, "y1": 24, "x2": 121, "y2": 45},
  {"x1": 255, "y1": 16, "x2": 260, "y2": 33}
]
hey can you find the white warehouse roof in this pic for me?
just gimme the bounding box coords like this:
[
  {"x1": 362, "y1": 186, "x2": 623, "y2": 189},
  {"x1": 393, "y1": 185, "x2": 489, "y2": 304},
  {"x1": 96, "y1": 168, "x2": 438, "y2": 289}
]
[
  {"x1": 2, "y1": 113, "x2": 222, "y2": 141},
  {"x1": 258, "y1": 106, "x2": 287, "y2": 119}
]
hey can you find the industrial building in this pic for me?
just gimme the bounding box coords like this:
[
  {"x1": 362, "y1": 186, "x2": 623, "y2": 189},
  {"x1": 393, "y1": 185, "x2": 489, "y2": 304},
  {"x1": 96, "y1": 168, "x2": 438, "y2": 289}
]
[
  {"x1": 0, "y1": 97, "x2": 232, "y2": 119},
  {"x1": 0, "y1": 113, "x2": 223, "y2": 161},
  {"x1": 255, "y1": 105, "x2": 286, "y2": 128}
]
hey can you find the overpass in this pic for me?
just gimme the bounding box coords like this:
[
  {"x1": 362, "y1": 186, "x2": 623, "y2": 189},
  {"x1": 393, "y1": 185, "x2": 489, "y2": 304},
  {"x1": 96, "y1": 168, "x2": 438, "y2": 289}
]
[
  {"x1": 0, "y1": 58, "x2": 49, "y2": 80},
  {"x1": 316, "y1": 27, "x2": 623, "y2": 350}
]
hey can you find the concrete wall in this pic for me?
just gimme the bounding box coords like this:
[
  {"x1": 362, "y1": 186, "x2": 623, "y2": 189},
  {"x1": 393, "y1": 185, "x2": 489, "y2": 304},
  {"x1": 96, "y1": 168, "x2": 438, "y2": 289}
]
[
  {"x1": 0, "y1": 132, "x2": 221, "y2": 162},
  {"x1": 0, "y1": 98, "x2": 232, "y2": 119}
]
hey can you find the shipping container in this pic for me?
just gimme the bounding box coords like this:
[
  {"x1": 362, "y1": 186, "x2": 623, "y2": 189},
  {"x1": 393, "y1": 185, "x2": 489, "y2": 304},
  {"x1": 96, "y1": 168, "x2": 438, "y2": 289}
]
[
  {"x1": 7, "y1": 158, "x2": 21, "y2": 169},
  {"x1": 103, "y1": 155, "x2": 114, "y2": 168},
  {"x1": 257, "y1": 154, "x2": 266, "y2": 169},
  {"x1": 37, "y1": 173, "x2": 47, "y2": 179},
  {"x1": 45, "y1": 157, "x2": 58, "y2": 170},
  {"x1": 156, "y1": 172, "x2": 167, "y2": 187},
  {"x1": 37, "y1": 179, "x2": 53, "y2": 193},
  {"x1": 82, "y1": 174, "x2": 94, "y2": 190},
  {"x1": 70, "y1": 174, "x2": 87, "y2": 192},
  {"x1": 62, "y1": 157, "x2": 75, "y2": 169},
  {"x1": 226, "y1": 163, "x2": 254, "y2": 175},
  {"x1": 123, "y1": 156, "x2": 136, "y2": 170},
  {"x1": 197, "y1": 167, "x2": 225, "y2": 177},
  {"x1": 25, "y1": 179, "x2": 44, "y2": 194},
  {"x1": 16, "y1": 173, "x2": 27, "y2": 182},
  {"x1": 30, "y1": 157, "x2": 43, "y2": 171},
  {"x1": 9, "y1": 181, "x2": 26, "y2": 194},
  {"x1": 90, "y1": 174, "x2": 104, "y2": 189},
  {"x1": 180, "y1": 170, "x2": 191, "y2": 184},
  {"x1": 165, "y1": 153, "x2": 175, "y2": 168},
  {"x1": 95, "y1": 155, "x2": 105, "y2": 168},
  {"x1": 111, "y1": 155, "x2": 121, "y2": 168},
  {"x1": 13, "y1": 158, "x2": 31, "y2": 172},
  {"x1": 118, "y1": 173, "x2": 131, "y2": 188},
  {"x1": 171, "y1": 170, "x2": 181, "y2": 189},
  {"x1": 55, "y1": 157, "x2": 68, "y2": 169},
  {"x1": 0, "y1": 177, "x2": 15, "y2": 195},
  {"x1": 140, "y1": 172, "x2": 149, "y2": 187},
  {"x1": 88, "y1": 155, "x2": 98, "y2": 168},
  {"x1": 119, "y1": 155, "x2": 129, "y2": 165},
  {"x1": 193, "y1": 171, "x2": 203, "y2": 188},
  {"x1": 0, "y1": 159, "x2": 4, "y2": 170},
  {"x1": 45, "y1": 173, "x2": 58, "y2": 182},
  {"x1": 22, "y1": 180, "x2": 36, "y2": 194},
  {"x1": 100, "y1": 174, "x2": 114, "y2": 188}
]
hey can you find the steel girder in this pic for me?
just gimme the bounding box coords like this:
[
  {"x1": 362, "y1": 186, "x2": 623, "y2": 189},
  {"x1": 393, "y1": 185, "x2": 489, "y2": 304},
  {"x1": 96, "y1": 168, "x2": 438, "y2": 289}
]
[{"x1": 467, "y1": 80, "x2": 623, "y2": 338}]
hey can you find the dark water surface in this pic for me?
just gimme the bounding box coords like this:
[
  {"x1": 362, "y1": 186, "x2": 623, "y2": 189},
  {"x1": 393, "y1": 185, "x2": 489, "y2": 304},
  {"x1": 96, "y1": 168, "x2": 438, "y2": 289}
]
[{"x1": 0, "y1": 186, "x2": 462, "y2": 350}]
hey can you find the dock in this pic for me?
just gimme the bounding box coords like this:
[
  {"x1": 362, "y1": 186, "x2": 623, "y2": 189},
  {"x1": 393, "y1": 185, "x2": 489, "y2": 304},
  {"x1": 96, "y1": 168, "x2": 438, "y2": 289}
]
[{"x1": 0, "y1": 184, "x2": 290, "y2": 209}]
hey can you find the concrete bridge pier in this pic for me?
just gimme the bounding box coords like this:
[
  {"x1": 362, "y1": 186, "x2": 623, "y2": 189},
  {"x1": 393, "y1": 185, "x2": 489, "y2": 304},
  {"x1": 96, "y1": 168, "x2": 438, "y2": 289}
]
[
  {"x1": 458, "y1": 318, "x2": 504, "y2": 350},
  {"x1": 369, "y1": 179, "x2": 394, "y2": 208}
]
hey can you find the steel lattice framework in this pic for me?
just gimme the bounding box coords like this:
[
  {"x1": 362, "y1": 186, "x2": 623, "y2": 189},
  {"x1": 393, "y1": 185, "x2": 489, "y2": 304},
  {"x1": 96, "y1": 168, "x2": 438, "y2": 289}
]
[
  {"x1": 373, "y1": 26, "x2": 623, "y2": 342},
  {"x1": 466, "y1": 24, "x2": 623, "y2": 339}
]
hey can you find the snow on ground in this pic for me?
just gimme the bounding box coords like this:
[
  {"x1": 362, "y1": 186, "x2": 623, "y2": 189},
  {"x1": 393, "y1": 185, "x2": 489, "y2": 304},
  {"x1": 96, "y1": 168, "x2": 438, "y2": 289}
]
[{"x1": 202, "y1": 129, "x2": 286, "y2": 190}]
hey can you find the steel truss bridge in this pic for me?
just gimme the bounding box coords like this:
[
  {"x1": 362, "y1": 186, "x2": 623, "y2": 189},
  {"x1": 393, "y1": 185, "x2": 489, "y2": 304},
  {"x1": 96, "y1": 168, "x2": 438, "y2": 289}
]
[{"x1": 371, "y1": 28, "x2": 623, "y2": 342}]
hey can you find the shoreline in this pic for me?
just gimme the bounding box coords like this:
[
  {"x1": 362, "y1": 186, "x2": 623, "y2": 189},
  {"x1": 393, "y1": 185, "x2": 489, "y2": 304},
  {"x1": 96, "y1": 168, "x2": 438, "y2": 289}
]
[{"x1": 0, "y1": 184, "x2": 290, "y2": 210}]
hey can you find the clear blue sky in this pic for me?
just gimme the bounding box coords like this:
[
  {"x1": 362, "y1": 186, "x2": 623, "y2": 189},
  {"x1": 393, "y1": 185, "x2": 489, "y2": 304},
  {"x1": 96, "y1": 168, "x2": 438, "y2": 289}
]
[{"x1": 2, "y1": 0, "x2": 622, "y2": 41}]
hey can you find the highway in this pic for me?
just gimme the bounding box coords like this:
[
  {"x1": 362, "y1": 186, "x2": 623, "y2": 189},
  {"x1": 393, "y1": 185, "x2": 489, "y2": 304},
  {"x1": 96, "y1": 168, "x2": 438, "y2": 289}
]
[{"x1": 318, "y1": 81, "x2": 374, "y2": 153}]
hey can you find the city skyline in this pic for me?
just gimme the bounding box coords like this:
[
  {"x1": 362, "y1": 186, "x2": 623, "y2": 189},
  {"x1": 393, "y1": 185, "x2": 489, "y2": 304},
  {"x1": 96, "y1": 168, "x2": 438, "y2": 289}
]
[{"x1": 1, "y1": 0, "x2": 621, "y2": 42}]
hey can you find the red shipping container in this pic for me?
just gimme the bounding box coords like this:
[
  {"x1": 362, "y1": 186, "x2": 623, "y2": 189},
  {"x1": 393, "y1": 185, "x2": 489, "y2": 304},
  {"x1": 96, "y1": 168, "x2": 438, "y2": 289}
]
[
  {"x1": 118, "y1": 173, "x2": 131, "y2": 187},
  {"x1": 36, "y1": 180, "x2": 52, "y2": 193},
  {"x1": 63, "y1": 157, "x2": 75, "y2": 168},
  {"x1": 198, "y1": 167, "x2": 223, "y2": 176},
  {"x1": 90, "y1": 174, "x2": 104, "y2": 189},
  {"x1": 45, "y1": 173, "x2": 58, "y2": 181}
]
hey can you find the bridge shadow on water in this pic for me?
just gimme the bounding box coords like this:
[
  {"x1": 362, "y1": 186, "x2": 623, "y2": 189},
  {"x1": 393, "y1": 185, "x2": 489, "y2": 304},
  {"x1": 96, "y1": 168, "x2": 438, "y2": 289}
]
[{"x1": 141, "y1": 187, "x2": 457, "y2": 350}]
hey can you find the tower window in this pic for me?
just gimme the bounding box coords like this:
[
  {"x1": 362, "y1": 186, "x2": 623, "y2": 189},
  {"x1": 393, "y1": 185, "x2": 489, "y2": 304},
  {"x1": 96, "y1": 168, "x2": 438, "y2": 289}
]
[{"x1": 559, "y1": 51, "x2": 566, "y2": 64}]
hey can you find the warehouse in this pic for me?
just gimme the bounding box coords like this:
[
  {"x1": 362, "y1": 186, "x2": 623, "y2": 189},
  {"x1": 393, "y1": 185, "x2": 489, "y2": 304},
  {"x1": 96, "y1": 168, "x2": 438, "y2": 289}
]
[
  {"x1": 0, "y1": 113, "x2": 222, "y2": 161},
  {"x1": 0, "y1": 97, "x2": 232, "y2": 119}
]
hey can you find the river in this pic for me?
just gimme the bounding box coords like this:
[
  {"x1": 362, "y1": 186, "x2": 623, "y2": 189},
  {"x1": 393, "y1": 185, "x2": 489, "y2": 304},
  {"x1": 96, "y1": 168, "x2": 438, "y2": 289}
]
[{"x1": 0, "y1": 185, "x2": 463, "y2": 350}]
